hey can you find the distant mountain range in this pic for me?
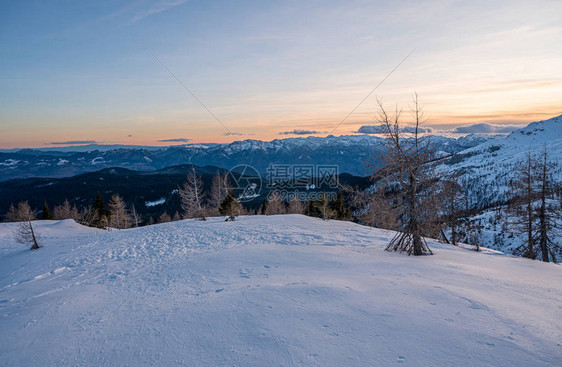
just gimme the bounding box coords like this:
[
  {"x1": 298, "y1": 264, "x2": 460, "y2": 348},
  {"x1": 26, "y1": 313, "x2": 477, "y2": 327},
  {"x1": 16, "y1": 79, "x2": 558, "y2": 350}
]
[{"x1": 0, "y1": 134, "x2": 492, "y2": 181}]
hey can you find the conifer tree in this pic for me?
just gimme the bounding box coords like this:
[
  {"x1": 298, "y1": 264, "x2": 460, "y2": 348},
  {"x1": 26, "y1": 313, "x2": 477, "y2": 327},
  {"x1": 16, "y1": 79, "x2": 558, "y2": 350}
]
[
  {"x1": 219, "y1": 190, "x2": 242, "y2": 221},
  {"x1": 93, "y1": 192, "x2": 109, "y2": 228},
  {"x1": 41, "y1": 202, "x2": 53, "y2": 220}
]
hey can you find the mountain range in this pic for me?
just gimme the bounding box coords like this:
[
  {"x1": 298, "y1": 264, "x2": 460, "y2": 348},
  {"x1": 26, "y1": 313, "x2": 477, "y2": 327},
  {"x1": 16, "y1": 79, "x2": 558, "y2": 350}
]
[{"x1": 0, "y1": 134, "x2": 492, "y2": 181}]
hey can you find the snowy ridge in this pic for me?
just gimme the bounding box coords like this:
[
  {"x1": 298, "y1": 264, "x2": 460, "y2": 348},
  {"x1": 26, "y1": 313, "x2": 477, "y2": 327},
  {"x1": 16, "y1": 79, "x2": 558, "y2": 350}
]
[
  {"x1": 0, "y1": 216, "x2": 560, "y2": 366},
  {"x1": 436, "y1": 115, "x2": 562, "y2": 207}
]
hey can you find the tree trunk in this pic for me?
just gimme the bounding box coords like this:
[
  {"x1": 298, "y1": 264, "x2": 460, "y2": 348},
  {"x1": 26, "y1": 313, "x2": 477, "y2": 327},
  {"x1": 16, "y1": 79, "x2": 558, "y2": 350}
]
[{"x1": 29, "y1": 222, "x2": 40, "y2": 250}]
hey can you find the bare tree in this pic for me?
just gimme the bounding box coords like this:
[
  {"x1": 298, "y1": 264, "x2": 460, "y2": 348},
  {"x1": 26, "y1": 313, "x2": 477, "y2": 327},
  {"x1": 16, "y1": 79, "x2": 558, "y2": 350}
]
[
  {"x1": 440, "y1": 179, "x2": 464, "y2": 246},
  {"x1": 179, "y1": 168, "x2": 206, "y2": 220},
  {"x1": 315, "y1": 192, "x2": 334, "y2": 220},
  {"x1": 12, "y1": 202, "x2": 40, "y2": 250},
  {"x1": 511, "y1": 150, "x2": 537, "y2": 259},
  {"x1": 287, "y1": 197, "x2": 304, "y2": 214},
  {"x1": 53, "y1": 199, "x2": 80, "y2": 220},
  {"x1": 130, "y1": 205, "x2": 141, "y2": 227},
  {"x1": 511, "y1": 147, "x2": 560, "y2": 262},
  {"x1": 158, "y1": 212, "x2": 172, "y2": 223},
  {"x1": 375, "y1": 94, "x2": 435, "y2": 255},
  {"x1": 78, "y1": 206, "x2": 97, "y2": 227},
  {"x1": 108, "y1": 194, "x2": 132, "y2": 229},
  {"x1": 172, "y1": 211, "x2": 181, "y2": 221},
  {"x1": 6, "y1": 201, "x2": 36, "y2": 222},
  {"x1": 535, "y1": 147, "x2": 560, "y2": 262},
  {"x1": 208, "y1": 170, "x2": 230, "y2": 215},
  {"x1": 345, "y1": 185, "x2": 398, "y2": 230},
  {"x1": 5, "y1": 203, "x2": 19, "y2": 222},
  {"x1": 265, "y1": 191, "x2": 286, "y2": 215}
]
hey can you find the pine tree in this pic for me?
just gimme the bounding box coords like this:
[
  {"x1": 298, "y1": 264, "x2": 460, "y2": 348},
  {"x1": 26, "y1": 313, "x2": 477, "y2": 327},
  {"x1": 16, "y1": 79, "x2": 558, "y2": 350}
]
[
  {"x1": 93, "y1": 192, "x2": 109, "y2": 228},
  {"x1": 330, "y1": 192, "x2": 351, "y2": 220},
  {"x1": 219, "y1": 190, "x2": 242, "y2": 221},
  {"x1": 41, "y1": 202, "x2": 53, "y2": 220},
  {"x1": 260, "y1": 199, "x2": 268, "y2": 215}
]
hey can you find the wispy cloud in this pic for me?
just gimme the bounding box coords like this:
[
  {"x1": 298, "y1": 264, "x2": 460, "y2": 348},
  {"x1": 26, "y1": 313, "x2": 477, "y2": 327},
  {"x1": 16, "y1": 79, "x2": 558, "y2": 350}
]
[
  {"x1": 48, "y1": 140, "x2": 97, "y2": 145},
  {"x1": 223, "y1": 132, "x2": 243, "y2": 136},
  {"x1": 355, "y1": 125, "x2": 433, "y2": 134},
  {"x1": 278, "y1": 129, "x2": 324, "y2": 135},
  {"x1": 157, "y1": 138, "x2": 190, "y2": 142},
  {"x1": 132, "y1": 0, "x2": 188, "y2": 22}
]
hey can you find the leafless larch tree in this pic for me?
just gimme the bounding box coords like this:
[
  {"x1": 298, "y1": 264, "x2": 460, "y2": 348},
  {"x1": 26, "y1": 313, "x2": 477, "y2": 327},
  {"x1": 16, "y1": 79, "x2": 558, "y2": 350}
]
[
  {"x1": 179, "y1": 168, "x2": 207, "y2": 220},
  {"x1": 375, "y1": 94, "x2": 437, "y2": 256}
]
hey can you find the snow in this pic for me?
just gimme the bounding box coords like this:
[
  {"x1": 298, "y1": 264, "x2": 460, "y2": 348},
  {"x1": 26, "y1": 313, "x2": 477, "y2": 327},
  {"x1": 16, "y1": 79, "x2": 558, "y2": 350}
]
[
  {"x1": 435, "y1": 114, "x2": 562, "y2": 207},
  {"x1": 0, "y1": 216, "x2": 560, "y2": 366}
]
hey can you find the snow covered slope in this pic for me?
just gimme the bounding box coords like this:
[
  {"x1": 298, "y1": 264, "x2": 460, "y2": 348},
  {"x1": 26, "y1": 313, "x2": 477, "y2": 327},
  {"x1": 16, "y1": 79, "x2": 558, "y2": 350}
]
[
  {"x1": 0, "y1": 216, "x2": 560, "y2": 366},
  {"x1": 436, "y1": 115, "x2": 562, "y2": 208}
]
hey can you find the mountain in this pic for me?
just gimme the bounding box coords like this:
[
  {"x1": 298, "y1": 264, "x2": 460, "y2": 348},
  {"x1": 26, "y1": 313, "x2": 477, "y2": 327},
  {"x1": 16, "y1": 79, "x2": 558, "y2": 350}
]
[
  {"x1": 0, "y1": 165, "x2": 369, "y2": 219},
  {"x1": 435, "y1": 115, "x2": 562, "y2": 209},
  {"x1": 1, "y1": 215, "x2": 560, "y2": 366},
  {"x1": 0, "y1": 134, "x2": 492, "y2": 181}
]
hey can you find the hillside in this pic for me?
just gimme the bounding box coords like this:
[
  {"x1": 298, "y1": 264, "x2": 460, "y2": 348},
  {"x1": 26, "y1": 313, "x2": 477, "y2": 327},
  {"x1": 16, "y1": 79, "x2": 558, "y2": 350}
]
[
  {"x1": 0, "y1": 216, "x2": 560, "y2": 366},
  {"x1": 436, "y1": 115, "x2": 562, "y2": 208},
  {"x1": 0, "y1": 166, "x2": 368, "y2": 219}
]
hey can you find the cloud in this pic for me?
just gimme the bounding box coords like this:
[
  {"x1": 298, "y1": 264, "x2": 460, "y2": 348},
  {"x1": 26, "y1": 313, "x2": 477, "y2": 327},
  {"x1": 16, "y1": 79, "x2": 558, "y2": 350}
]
[
  {"x1": 128, "y1": 134, "x2": 133, "y2": 138},
  {"x1": 157, "y1": 138, "x2": 190, "y2": 143},
  {"x1": 223, "y1": 132, "x2": 243, "y2": 136},
  {"x1": 132, "y1": 0, "x2": 188, "y2": 22},
  {"x1": 355, "y1": 125, "x2": 433, "y2": 134},
  {"x1": 278, "y1": 129, "x2": 324, "y2": 135},
  {"x1": 48, "y1": 140, "x2": 97, "y2": 145},
  {"x1": 448, "y1": 123, "x2": 521, "y2": 134}
]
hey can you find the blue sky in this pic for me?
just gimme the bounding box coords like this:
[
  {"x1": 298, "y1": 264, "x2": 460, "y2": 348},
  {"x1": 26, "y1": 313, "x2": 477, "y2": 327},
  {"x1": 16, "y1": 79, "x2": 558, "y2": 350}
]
[{"x1": 1, "y1": 0, "x2": 561, "y2": 148}]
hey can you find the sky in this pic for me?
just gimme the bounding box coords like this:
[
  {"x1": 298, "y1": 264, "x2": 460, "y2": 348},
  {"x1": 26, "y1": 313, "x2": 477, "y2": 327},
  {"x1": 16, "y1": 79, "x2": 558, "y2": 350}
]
[{"x1": 1, "y1": 0, "x2": 561, "y2": 148}]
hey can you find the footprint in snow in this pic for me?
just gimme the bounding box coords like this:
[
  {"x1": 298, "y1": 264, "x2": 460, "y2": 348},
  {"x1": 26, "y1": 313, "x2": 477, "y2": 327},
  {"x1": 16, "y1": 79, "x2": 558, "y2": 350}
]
[
  {"x1": 397, "y1": 356, "x2": 406, "y2": 363},
  {"x1": 215, "y1": 288, "x2": 224, "y2": 293},
  {"x1": 239, "y1": 268, "x2": 254, "y2": 279}
]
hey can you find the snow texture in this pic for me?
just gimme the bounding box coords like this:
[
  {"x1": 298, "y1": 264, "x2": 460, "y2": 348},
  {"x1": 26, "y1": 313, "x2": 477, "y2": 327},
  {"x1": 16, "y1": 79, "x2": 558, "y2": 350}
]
[{"x1": 0, "y1": 216, "x2": 560, "y2": 366}]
